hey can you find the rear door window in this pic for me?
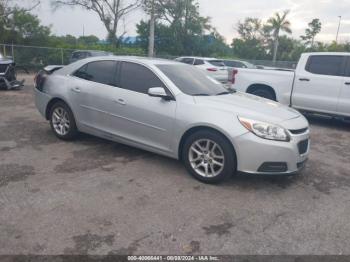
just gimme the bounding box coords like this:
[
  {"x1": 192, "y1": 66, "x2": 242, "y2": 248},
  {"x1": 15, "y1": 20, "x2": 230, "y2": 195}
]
[
  {"x1": 208, "y1": 60, "x2": 225, "y2": 67},
  {"x1": 119, "y1": 62, "x2": 165, "y2": 94},
  {"x1": 194, "y1": 59, "x2": 205, "y2": 65},
  {"x1": 305, "y1": 55, "x2": 344, "y2": 76},
  {"x1": 223, "y1": 61, "x2": 236, "y2": 67},
  {"x1": 181, "y1": 58, "x2": 194, "y2": 65},
  {"x1": 73, "y1": 60, "x2": 117, "y2": 86},
  {"x1": 346, "y1": 58, "x2": 350, "y2": 77},
  {"x1": 237, "y1": 62, "x2": 247, "y2": 68},
  {"x1": 72, "y1": 52, "x2": 80, "y2": 59}
]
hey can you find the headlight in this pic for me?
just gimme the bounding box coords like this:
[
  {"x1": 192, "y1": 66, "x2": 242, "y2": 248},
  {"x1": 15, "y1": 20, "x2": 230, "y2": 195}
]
[{"x1": 238, "y1": 117, "x2": 290, "y2": 142}]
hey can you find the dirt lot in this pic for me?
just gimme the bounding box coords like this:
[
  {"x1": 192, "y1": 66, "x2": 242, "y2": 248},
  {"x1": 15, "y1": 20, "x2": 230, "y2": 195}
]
[{"x1": 0, "y1": 75, "x2": 350, "y2": 255}]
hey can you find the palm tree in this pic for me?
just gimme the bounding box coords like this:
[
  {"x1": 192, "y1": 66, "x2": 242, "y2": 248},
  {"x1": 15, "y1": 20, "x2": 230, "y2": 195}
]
[{"x1": 266, "y1": 10, "x2": 292, "y2": 63}]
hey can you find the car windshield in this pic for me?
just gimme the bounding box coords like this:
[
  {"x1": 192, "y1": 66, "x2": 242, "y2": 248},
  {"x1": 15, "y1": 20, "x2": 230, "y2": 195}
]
[
  {"x1": 156, "y1": 64, "x2": 228, "y2": 96},
  {"x1": 208, "y1": 60, "x2": 225, "y2": 67}
]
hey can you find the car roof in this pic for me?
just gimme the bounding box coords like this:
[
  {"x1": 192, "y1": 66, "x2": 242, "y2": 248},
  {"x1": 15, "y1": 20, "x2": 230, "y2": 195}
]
[
  {"x1": 72, "y1": 56, "x2": 181, "y2": 66},
  {"x1": 58, "y1": 56, "x2": 186, "y2": 76},
  {"x1": 72, "y1": 50, "x2": 111, "y2": 54},
  {"x1": 302, "y1": 52, "x2": 350, "y2": 56},
  {"x1": 222, "y1": 59, "x2": 245, "y2": 62},
  {"x1": 177, "y1": 56, "x2": 223, "y2": 61}
]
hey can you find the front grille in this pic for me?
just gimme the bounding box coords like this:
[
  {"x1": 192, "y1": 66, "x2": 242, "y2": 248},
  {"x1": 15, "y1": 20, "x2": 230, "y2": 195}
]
[
  {"x1": 298, "y1": 139, "x2": 309, "y2": 155},
  {"x1": 289, "y1": 127, "x2": 308, "y2": 135},
  {"x1": 0, "y1": 64, "x2": 9, "y2": 73}
]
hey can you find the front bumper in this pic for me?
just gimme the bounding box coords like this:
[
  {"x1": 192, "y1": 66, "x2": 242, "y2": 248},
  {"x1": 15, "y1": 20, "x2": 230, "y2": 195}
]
[
  {"x1": 234, "y1": 130, "x2": 310, "y2": 175},
  {"x1": 0, "y1": 76, "x2": 25, "y2": 90}
]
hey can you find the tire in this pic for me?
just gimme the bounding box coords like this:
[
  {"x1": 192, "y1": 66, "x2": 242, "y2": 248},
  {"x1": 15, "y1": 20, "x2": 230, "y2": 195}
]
[
  {"x1": 182, "y1": 130, "x2": 236, "y2": 184},
  {"x1": 251, "y1": 88, "x2": 275, "y2": 101},
  {"x1": 49, "y1": 101, "x2": 78, "y2": 140}
]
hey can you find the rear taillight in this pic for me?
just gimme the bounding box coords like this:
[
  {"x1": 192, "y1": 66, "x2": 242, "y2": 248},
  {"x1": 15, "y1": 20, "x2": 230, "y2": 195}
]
[
  {"x1": 231, "y1": 69, "x2": 238, "y2": 84},
  {"x1": 34, "y1": 70, "x2": 47, "y2": 91},
  {"x1": 34, "y1": 74, "x2": 38, "y2": 87},
  {"x1": 207, "y1": 68, "x2": 218, "y2": 72}
]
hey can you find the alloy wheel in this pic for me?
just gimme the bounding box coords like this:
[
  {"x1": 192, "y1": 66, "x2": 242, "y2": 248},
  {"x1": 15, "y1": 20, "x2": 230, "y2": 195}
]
[
  {"x1": 52, "y1": 107, "x2": 70, "y2": 136},
  {"x1": 188, "y1": 139, "x2": 225, "y2": 178}
]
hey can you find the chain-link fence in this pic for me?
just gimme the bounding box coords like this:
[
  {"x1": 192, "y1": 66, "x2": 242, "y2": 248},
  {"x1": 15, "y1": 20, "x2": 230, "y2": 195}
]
[
  {"x1": 0, "y1": 44, "x2": 151, "y2": 71},
  {"x1": 0, "y1": 43, "x2": 297, "y2": 71},
  {"x1": 1, "y1": 44, "x2": 73, "y2": 70}
]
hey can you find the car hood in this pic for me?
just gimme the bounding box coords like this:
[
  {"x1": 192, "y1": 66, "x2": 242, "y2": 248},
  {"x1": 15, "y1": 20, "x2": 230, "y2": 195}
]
[{"x1": 194, "y1": 92, "x2": 301, "y2": 125}]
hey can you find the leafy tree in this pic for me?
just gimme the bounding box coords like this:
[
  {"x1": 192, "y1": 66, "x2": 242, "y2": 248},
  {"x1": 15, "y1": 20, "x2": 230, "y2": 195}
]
[
  {"x1": 1, "y1": 9, "x2": 51, "y2": 45},
  {"x1": 237, "y1": 17, "x2": 262, "y2": 40},
  {"x1": 301, "y1": 19, "x2": 322, "y2": 48},
  {"x1": 57, "y1": 35, "x2": 78, "y2": 46},
  {"x1": 51, "y1": 0, "x2": 141, "y2": 46},
  {"x1": 78, "y1": 35, "x2": 100, "y2": 45},
  {"x1": 136, "y1": 19, "x2": 174, "y2": 55},
  {"x1": 265, "y1": 10, "x2": 292, "y2": 63},
  {"x1": 232, "y1": 17, "x2": 268, "y2": 59},
  {"x1": 0, "y1": 0, "x2": 40, "y2": 22},
  {"x1": 0, "y1": 0, "x2": 41, "y2": 43},
  {"x1": 200, "y1": 29, "x2": 231, "y2": 57},
  {"x1": 327, "y1": 41, "x2": 350, "y2": 52},
  {"x1": 136, "y1": 18, "x2": 230, "y2": 57},
  {"x1": 277, "y1": 35, "x2": 305, "y2": 61},
  {"x1": 158, "y1": 0, "x2": 211, "y2": 54},
  {"x1": 231, "y1": 38, "x2": 267, "y2": 60},
  {"x1": 137, "y1": 0, "x2": 225, "y2": 56},
  {"x1": 142, "y1": 0, "x2": 163, "y2": 57}
]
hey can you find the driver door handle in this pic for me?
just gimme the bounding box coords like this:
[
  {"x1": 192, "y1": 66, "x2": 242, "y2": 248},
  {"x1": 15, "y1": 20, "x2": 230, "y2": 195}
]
[
  {"x1": 71, "y1": 87, "x2": 81, "y2": 93},
  {"x1": 345, "y1": 82, "x2": 350, "y2": 85},
  {"x1": 299, "y1": 78, "x2": 310, "y2": 82},
  {"x1": 114, "y1": 98, "x2": 126, "y2": 105}
]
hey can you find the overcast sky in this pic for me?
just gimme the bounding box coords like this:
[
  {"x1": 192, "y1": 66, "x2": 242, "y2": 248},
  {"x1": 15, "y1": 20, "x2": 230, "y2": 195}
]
[{"x1": 32, "y1": 0, "x2": 350, "y2": 43}]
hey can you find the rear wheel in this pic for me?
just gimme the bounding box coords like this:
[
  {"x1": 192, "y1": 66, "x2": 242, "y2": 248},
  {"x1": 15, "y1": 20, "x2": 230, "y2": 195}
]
[
  {"x1": 182, "y1": 130, "x2": 236, "y2": 183},
  {"x1": 49, "y1": 101, "x2": 78, "y2": 140}
]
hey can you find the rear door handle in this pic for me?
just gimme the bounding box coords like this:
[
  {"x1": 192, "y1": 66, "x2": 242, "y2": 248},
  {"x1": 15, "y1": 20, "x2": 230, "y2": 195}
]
[
  {"x1": 71, "y1": 87, "x2": 81, "y2": 93},
  {"x1": 299, "y1": 78, "x2": 310, "y2": 82},
  {"x1": 114, "y1": 98, "x2": 126, "y2": 105},
  {"x1": 345, "y1": 82, "x2": 350, "y2": 85}
]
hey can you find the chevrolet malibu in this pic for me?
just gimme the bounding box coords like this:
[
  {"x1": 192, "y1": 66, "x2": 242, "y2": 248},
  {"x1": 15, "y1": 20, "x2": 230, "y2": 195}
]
[{"x1": 34, "y1": 57, "x2": 310, "y2": 183}]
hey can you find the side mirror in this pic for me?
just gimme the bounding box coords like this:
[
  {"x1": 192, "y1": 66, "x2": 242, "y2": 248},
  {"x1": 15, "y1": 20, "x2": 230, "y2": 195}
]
[{"x1": 148, "y1": 87, "x2": 173, "y2": 100}]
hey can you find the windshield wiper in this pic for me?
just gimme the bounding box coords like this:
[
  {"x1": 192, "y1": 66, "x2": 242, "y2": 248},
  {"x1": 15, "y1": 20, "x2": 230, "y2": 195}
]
[
  {"x1": 216, "y1": 88, "x2": 237, "y2": 96},
  {"x1": 192, "y1": 93, "x2": 210, "y2": 96}
]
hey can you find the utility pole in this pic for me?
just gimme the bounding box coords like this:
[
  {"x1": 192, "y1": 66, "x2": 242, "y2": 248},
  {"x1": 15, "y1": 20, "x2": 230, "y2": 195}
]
[
  {"x1": 148, "y1": 0, "x2": 155, "y2": 57},
  {"x1": 336, "y1": 16, "x2": 341, "y2": 43}
]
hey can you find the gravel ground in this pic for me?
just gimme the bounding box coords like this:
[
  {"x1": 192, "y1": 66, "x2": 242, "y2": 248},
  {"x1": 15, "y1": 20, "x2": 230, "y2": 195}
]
[{"x1": 0, "y1": 75, "x2": 350, "y2": 255}]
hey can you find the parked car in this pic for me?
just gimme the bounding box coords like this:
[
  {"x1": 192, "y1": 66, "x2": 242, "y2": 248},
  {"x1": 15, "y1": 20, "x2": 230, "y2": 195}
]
[
  {"x1": 0, "y1": 53, "x2": 24, "y2": 90},
  {"x1": 69, "y1": 50, "x2": 113, "y2": 64},
  {"x1": 222, "y1": 59, "x2": 257, "y2": 69},
  {"x1": 175, "y1": 56, "x2": 228, "y2": 83},
  {"x1": 34, "y1": 57, "x2": 309, "y2": 183},
  {"x1": 229, "y1": 52, "x2": 350, "y2": 119}
]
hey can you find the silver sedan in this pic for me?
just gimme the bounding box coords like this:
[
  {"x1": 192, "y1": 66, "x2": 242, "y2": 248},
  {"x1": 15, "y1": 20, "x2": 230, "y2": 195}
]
[{"x1": 34, "y1": 56, "x2": 310, "y2": 183}]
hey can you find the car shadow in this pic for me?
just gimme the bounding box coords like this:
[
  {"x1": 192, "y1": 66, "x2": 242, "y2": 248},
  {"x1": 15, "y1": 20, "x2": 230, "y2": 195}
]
[
  {"x1": 305, "y1": 114, "x2": 350, "y2": 131},
  {"x1": 73, "y1": 133, "x2": 303, "y2": 190},
  {"x1": 224, "y1": 172, "x2": 300, "y2": 191}
]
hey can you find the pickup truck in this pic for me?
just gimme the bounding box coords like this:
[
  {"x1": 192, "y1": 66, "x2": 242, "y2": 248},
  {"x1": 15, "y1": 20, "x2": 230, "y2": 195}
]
[{"x1": 230, "y1": 52, "x2": 350, "y2": 118}]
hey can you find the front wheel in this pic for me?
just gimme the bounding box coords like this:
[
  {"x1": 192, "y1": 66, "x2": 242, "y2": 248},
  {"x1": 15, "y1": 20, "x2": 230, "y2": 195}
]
[
  {"x1": 182, "y1": 130, "x2": 236, "y2": 184},
  {"x1": 49, "y1": 101, "x2": 78, "y2": 140}
]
